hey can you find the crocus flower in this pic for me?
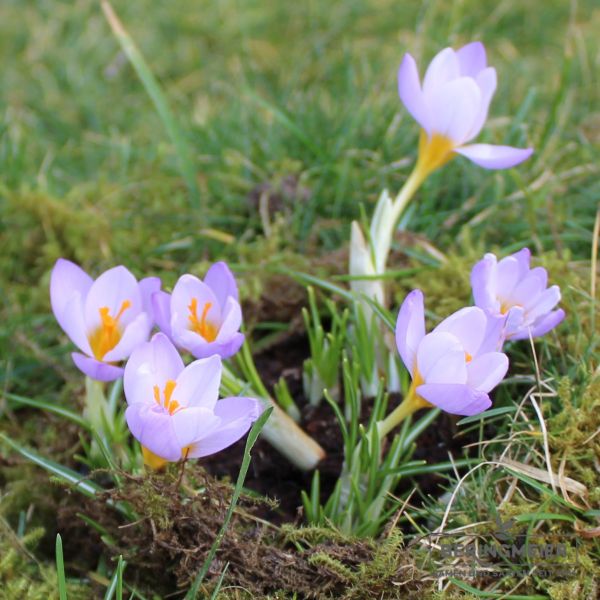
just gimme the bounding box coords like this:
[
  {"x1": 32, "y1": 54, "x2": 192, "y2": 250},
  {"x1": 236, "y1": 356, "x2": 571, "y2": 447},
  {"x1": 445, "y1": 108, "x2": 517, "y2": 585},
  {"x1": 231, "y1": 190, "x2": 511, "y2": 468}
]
[
  {"x1": 50, "y1": 259, "x2": 159, "y2": 381},
  {"x1": 397, "y1": 42, "x2": 533, "y2": 174},
  {"x1": 471, "y1": 248, "x2": 565, "y2": 341},
  {"x1": 394, "y1": 290, "x2": 509, "y2": 416},
  {"x1": 124, "y1": 332, "x2": 261, "y2": 468},
  {"x1": 152, "y1": 262, "x2": 244, "y2": 359}
]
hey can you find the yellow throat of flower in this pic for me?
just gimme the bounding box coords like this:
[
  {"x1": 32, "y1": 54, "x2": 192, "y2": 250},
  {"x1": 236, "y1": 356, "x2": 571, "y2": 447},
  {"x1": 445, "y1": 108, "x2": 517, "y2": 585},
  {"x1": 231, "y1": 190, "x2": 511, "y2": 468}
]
[
  {"x1": 188, "y1": 297, "x2": 218, "y2": 342},
  {"x1": 88, "y1": 300, "x2": 131, "y2": 360},
  {"x1": 415, "y1": 130, "x2": 456, "y2": 179},
  {"x1": 153, "y1": 379, "x2": 180, "y2": 415}
]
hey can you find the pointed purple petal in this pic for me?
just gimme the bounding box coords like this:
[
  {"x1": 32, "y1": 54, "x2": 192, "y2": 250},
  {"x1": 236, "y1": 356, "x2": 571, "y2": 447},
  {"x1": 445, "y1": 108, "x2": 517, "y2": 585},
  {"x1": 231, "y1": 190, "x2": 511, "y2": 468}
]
[
  {"x1": 456, "y1": 41, "x2": 487, "y2": 76},
  {"x1": 123, "y1": 333, "x2": 184, "y2": 407},
  {"x1": 466, "y1": 352, "x2": 508, "y2": 393},
  {"x1": 395, "y1": 289, "x2": 426, "y2": 375},
  {"x1": 152, "y1": 290, "x2": 173, "y2": 338},
  {"x1": 417, "y1": 383, "x2": 491, "y2": 416},
  {"x1": 422, "y1": 47, "x2": 460, "y2": 95},
  {"x1": 455, "y1": 144, "x2": 533, "y2": 169},
  {"x1": 187, "y1": 397, "x2": 262, "y2": 458},
  {"x1": 471, "y1": 253, "x2": 499, "y2": 313},
  {"x1": 125, "y1": 404, "x2": 181, "y2": 461},
  {"x1": 71, "y1": 352, "x2": 124, "y2": 382},
  {"x1": 433, "y1": 306, "x2": 487, "y2": 356},
  {"x1": 204, "y1": 262, "x2": 239, "y2": 306},
  {"x1": 139, "y1": 277, "x2": 161, "y2": 323},
  {"x1": 171, "y1": 407, "x2": 221, "y2": 449},
  {"x1": 84, "y1": 266, "x2": 142, "y2": 331},
  {"x1": 103, "y1": 313, "x2": 152, "y2": 363},
  {"x1": 397, "y1": 53, "x2": 429, "y2": 130},
  {"x1": 215, "y1": 297, "x2": 242, "y2": 342},
  {"x1": 467, "y1": 67, "x2": 497, "y2": 140},
  {"x1": 416, "y1": 332, "x2": 467, "y2": 384},
  {"x1": 175, "y1": 355, "x2": 222, "y2": 410}
]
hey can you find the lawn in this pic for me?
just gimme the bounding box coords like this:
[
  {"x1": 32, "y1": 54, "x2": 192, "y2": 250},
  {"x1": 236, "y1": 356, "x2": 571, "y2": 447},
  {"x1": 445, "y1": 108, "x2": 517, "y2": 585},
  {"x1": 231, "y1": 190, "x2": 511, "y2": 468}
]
[{"x1": 0, "y1": 0, "x2": 599, "y2": 598}]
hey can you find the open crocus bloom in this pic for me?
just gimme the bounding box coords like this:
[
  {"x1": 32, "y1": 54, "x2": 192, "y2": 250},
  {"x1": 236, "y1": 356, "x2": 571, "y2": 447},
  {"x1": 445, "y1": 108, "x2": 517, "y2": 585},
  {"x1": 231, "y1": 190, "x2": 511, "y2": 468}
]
[
  {"x1": 153, "y1": 262, "x2": 244, "y2": 359},
  {"x1": 395, "y1": 290, "x2": 509, "y2": 416},
  {"x1": 124, "y1": 333, "x2": 261, "y2": 468},
  {"x1": 50, "y1": 259, "x2": 159, "y2": 381},
  {"x1": 471, "y1": 248, "x2": 565, "y2": 341},
  {"x1": 398, "y1": 42, "x2": 533, "y2": 174}
]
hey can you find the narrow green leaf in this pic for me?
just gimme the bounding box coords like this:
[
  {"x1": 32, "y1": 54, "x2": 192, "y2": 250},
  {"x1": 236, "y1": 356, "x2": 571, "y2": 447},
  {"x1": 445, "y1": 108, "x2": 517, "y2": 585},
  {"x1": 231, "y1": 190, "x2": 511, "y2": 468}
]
[
  {"x1": 185, "y1": 407, "x2": 273, "y2": 599},
  {"x1": 101, "y1": 1, "x2": 200, "y2": 208},
  {"x1": 56, "y1": 534, "x2": 67, "y2": 600}
]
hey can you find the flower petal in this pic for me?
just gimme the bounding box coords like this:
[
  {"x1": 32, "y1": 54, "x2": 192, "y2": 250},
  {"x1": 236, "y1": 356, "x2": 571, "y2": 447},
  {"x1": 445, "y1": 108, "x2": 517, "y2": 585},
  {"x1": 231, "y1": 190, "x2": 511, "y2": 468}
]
[
  {"x1": 176, "y1": 331, "x2": 245, "y2": 360},
  {"x1": 175, "y1": 355, "x2": 222, "y2": 410},
  {"x1": 54, "y1": 291, "x2": 93, "y2": 355},
  {"x1": 139, "y1": 277, "x2": 161, "y2": 323},
  {"x1": 416, "y1": 332, "x2": 467, "y2": 384},
  {"x1": 496, "y1": 255, "x2": 522, "y2": 296},
  {"x1": 50, "y1": 258, "x2": 93, "y2": 323},
  {"x1": 397, "y1": 53, "x2": 429, "y2": 131},
  {"x1": 71, "y1": 352, "x2": 124, "y2": 382},
  {"x1": 423, "y1": 47, "x2": 460, "y2": 96},
  {"x1": 204, "y1": 262, "x2": 239, "y2": 306},
  {"x1": 470, "y1": 253, "x2": 499, "y2": 313},
  {"x1": 152, "y1": 290, "x2": 173, "y2": 338},
  {"x1": 455, "y1": 144, "x2": 533, "y2": 169},
  {"x1": 428, "y1": 77, "x2": 481, "y2": 144},
  {"x1": 395, "y1": 289, "x2": 426, "y2": 375},
  {"x1": 434, "y1": 306, "x2": 487, "y2": 356},
  {"x1": 102, "y1": 313, "x2": 152, "y2": 362},
  {"x1": 123, "y1": 333, "x2": 184, "y2": 407},
  {"x1": 478, "y1": 313, "x2": 507, "y2": 353},
  {"x1": 526, "y1": 285, "x2": 561, "y2": 322},
  {"x1": 514, "y1": 308, "x2": 565, "y2": 340},
  {"x1": 84, "y1": 266, "x2": 142, "y2": 332},
  {"x1": 466, "y1": 352, "x2": 508, "y2": 393},
  {"x1": 215, "y1": 297, "x2": 243, "y2": 342},
  {"x1": 456, "y1": 41, "x2": 487, "y2": 76},
  {"x1": 467, "y1": 67, "x2": 497, "y2": 140},
  {"x1": 417, "y1": 383, "x2": 491, "y2": 416},
  {"x1": 125, "y1": 404, "x2": 181, "y2": 461},
  {"x1": 186, "y1": 397, "x2": 262, "y2": 458},
  {"x1": 171, "y1": 407, "x2": 221, "y2": 449}
]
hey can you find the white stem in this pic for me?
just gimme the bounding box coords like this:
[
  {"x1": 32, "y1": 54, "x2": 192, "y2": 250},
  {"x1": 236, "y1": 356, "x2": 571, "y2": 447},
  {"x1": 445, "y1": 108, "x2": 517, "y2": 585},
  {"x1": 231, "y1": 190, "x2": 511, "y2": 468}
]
[{"x1": 259, "y1": 398, "x2": 325, "y2": 470}]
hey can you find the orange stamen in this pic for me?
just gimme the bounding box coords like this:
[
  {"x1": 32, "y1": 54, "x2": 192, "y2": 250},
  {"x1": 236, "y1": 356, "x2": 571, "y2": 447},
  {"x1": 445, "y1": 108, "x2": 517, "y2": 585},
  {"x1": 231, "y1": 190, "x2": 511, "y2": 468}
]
[
  {"x1": 465, "y1": 352, "x2": 473, "y2": 363},
  {"x1": 188, "y1": 298, "x2": 218, "y2": 342},
  {"x1": 89, "y1": 300, "x2": 132, "y2": 360},
  {"x1": 154, "y1": 380, "x2": 181, "y2": 415}
]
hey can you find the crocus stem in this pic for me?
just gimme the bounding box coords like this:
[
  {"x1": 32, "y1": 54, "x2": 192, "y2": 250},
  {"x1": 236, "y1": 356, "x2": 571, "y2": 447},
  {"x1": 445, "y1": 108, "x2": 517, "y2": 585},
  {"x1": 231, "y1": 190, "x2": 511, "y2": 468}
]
[
  {"x1": 377, "y1": 380, "x2": 430, "y2": 438},
  {"x1": 388, "y1": 165, "x2": 427, "y2": 231},
  {"x1": 221, "y1": 366, "x2": 325, "y2": 471}
]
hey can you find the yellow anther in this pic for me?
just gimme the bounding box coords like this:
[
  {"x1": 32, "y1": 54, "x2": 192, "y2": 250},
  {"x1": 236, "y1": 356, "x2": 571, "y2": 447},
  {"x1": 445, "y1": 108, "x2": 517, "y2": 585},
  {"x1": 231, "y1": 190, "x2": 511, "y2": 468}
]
[
  {"x1": 188, "y1": 298, "x2": 218, "y2": 342},
  {"x1": 89, "y1": 299, "x2": 132, "y2": 360}
]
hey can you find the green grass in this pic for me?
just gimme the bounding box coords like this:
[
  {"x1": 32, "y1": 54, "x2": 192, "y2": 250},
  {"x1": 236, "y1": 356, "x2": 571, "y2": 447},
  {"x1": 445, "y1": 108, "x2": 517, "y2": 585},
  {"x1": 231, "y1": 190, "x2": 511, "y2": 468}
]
[{"x1": 1, "y1": 0, "x2": 599, "y2": 598}]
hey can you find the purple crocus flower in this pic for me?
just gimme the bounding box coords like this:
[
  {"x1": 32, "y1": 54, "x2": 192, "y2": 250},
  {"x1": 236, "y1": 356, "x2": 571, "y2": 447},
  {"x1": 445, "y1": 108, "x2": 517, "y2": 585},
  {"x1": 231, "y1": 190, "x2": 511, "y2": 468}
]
[
  {"x1": 471, "y1": 248, "x2": 565, "y2": 341},
  {"x1": 50, "y1": 259, "x2": 160, "y2": 381},
  {"x1": 152, "y1": 262, "x2": 244, "y2": 360},
  {"x1": 397, "y1": 42, "x2": 533, "y2": 172},
  {"x1": 395, "y1": 290, "x2": 509, "y2": 416},
  {"x1": 124, "y1": 332, "x2": 261, "y2": 468}
]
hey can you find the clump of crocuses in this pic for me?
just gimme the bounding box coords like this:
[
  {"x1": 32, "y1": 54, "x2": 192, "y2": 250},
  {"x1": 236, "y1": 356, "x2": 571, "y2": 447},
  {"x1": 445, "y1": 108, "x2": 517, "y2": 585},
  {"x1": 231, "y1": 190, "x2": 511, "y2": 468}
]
[{"x1": 381, "y1": 248, "x2": 564, "y2": 436}]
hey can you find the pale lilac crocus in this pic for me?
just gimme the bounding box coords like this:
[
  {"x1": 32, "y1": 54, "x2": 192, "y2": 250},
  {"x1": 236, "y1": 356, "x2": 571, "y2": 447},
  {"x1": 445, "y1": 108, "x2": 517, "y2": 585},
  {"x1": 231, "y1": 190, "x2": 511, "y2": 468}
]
[
  {"x1": 388, "y1": 289, "x2": 508, "y2": 423},
  {"x1": 152, "y1": 262, "x2": 244, "y2": 360},
  {"x1": 471, "y1": 248, "x2": 565, "y2": 341},
  {"x1": 50, "y1": 259, "x2": 159, "y2": 381},
  {"x1": 397, "y1": 42, "x2": 533, "y2": 174},
  {"x1": 124, "y1": 332, "x2": 261, "y2": 468}
]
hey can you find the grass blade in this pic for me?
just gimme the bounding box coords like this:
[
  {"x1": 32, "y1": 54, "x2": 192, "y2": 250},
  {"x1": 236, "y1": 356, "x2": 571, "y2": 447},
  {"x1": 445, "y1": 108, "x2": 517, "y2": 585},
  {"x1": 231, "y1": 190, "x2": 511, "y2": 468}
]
[
  {"x1": 185, "y1": 407, "x2": 273, "y2": 599},
  {"x1": 101, "y1": 1, "x2": 200, "y2": 208},
  {"x1": 56, "y1": 534, "x2": 67, "y2": 600}
]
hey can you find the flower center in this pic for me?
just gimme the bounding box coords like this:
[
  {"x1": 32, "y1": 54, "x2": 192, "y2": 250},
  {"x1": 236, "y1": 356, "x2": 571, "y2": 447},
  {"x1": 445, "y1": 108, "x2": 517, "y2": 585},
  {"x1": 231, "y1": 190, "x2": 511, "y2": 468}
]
[
  {"x1": 499, "y1": 300, "x2": 523, "y2": 315},
  {"x1": 188, "y1": 298, "x2": 218, "y2": 342},
  {"x1": 465, "y1": 352, "x2": 473, "y2": 363},
  {"x1": 88, "y1": 300, "x2": 131, "y2": 360},
  {"x1": 416, "y1": 130, "x2": 456, "y2": 178},
  {"x1": 153, "y1": 379, "x2": 180, "y2": 415}
]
